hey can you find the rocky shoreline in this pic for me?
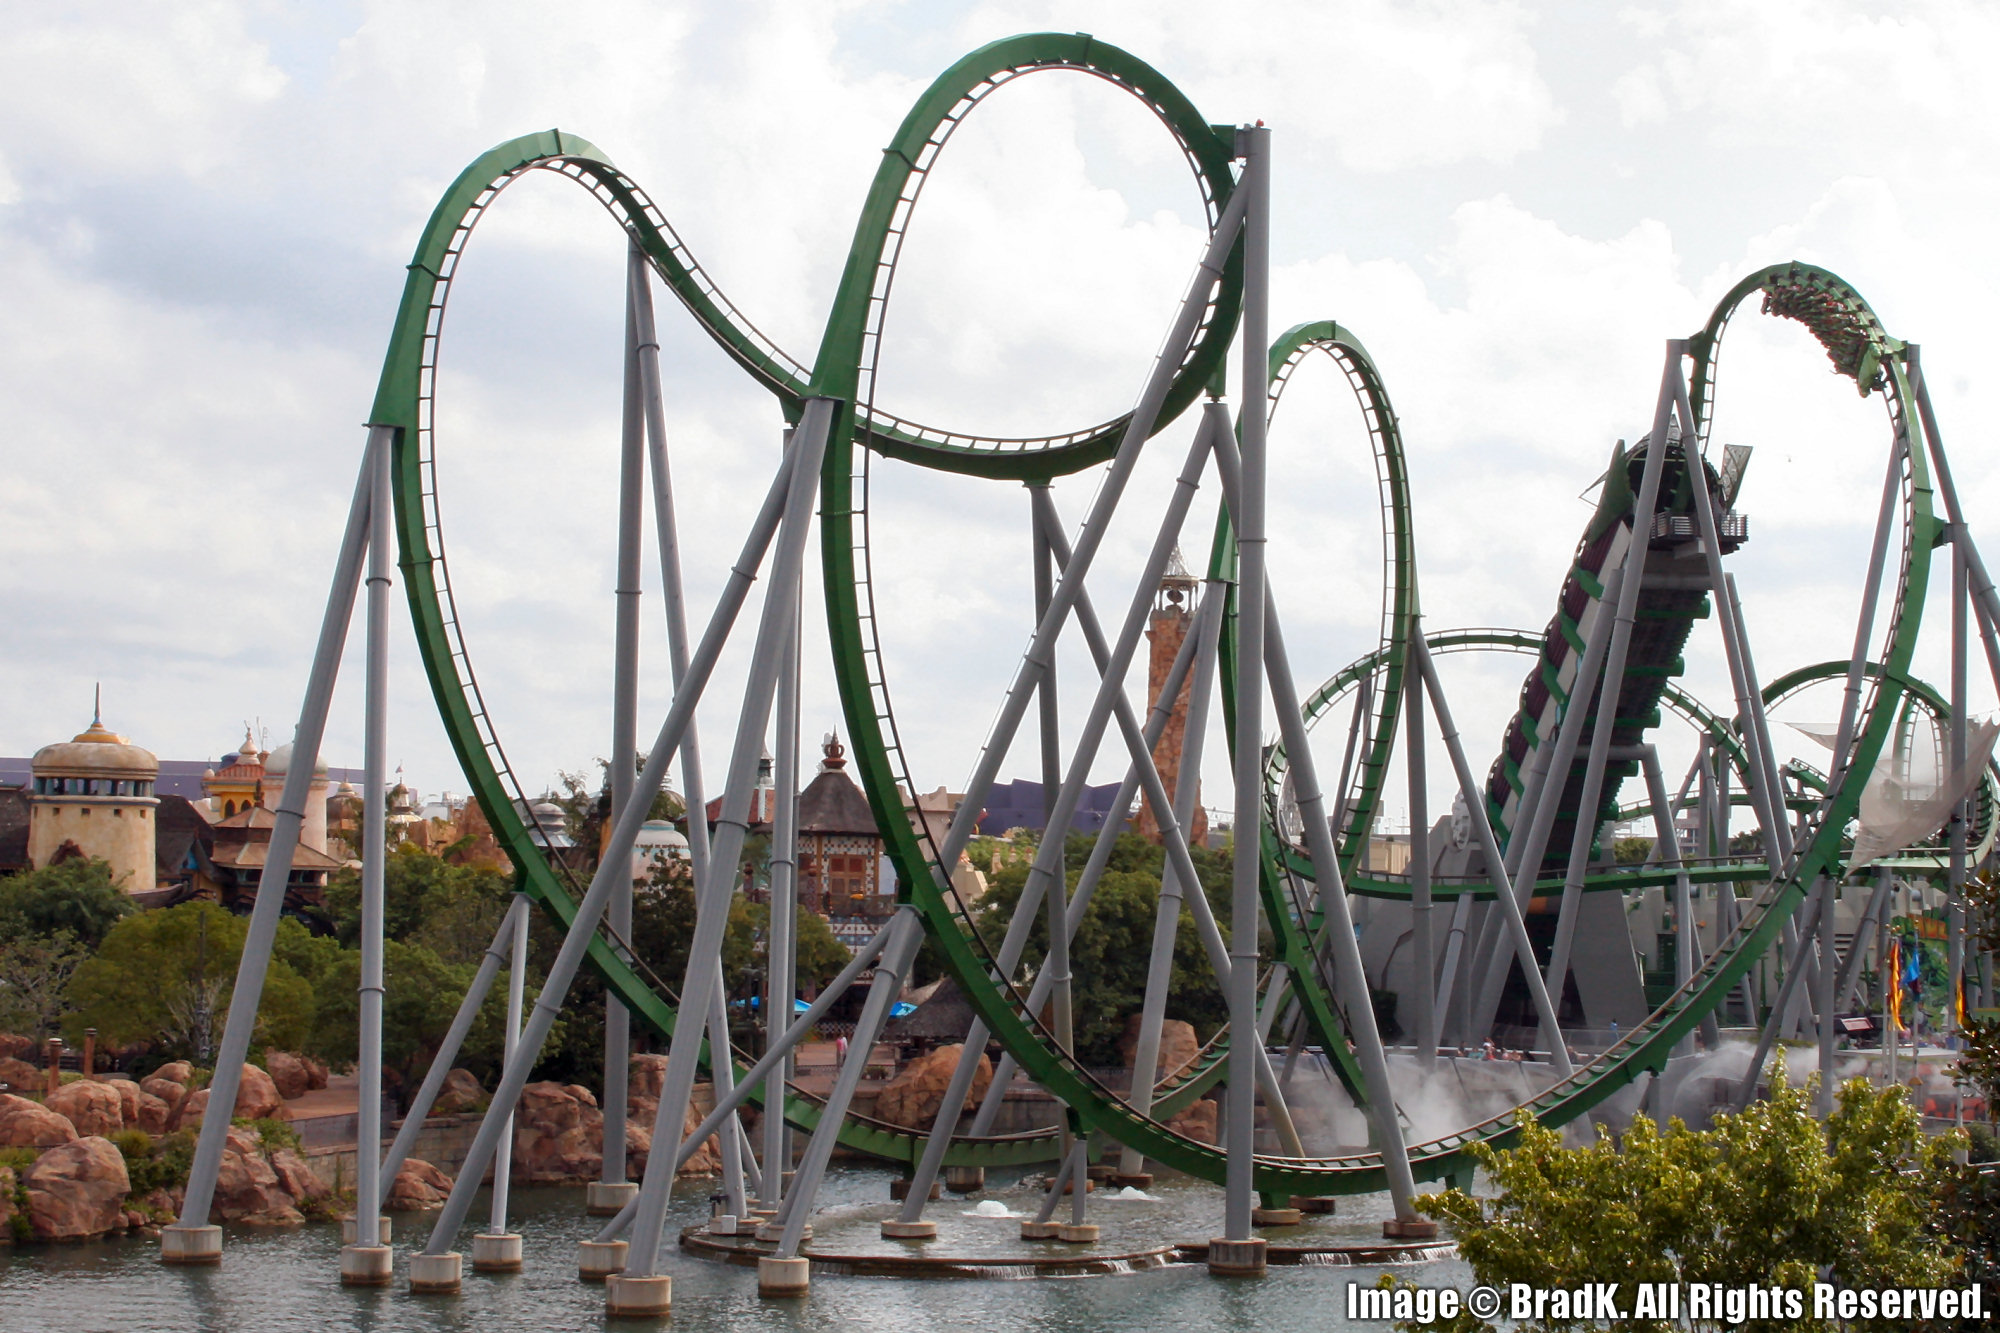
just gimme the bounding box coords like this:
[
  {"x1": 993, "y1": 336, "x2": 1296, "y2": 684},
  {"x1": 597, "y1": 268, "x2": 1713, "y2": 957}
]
[{"x1": 0, "y1": 1048, "x2": 723, "y2": 1245}]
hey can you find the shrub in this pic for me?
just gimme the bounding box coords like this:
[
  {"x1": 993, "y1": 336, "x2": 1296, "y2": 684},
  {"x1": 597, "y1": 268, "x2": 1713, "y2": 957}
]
[
  {"x1": 237, "y1": 1116, "x2": 301, "y2": 1154},
  {"x1": 125, "y1": 1129, "x2": 195, "y2": 1197},
  {"x1": 0, "y1": 1146, "x2": 39, "y2": 1173},
  {"x1": 1385, "y1": 1053, "x2": 1961, "y2": 1333},
  {"x1": 108, "y1": 1128, "x2": 153, "y2": 1161}
]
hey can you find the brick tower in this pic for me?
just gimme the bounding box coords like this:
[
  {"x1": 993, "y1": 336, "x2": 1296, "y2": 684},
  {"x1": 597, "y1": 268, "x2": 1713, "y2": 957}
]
[{"x1": 1134, "y1": 551, "x2": 1206, "y2": 845}]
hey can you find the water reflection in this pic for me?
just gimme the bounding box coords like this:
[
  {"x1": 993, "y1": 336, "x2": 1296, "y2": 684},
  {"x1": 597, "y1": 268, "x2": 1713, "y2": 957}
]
[{"x1": 0, "y1": 1167, "x2": 1467, "y2": 1331}]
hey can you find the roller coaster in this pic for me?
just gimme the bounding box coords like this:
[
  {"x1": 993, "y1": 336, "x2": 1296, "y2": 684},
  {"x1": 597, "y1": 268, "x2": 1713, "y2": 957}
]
[{"x1": 157, "y1": 31, "x2": 1996, "y2": 1312}]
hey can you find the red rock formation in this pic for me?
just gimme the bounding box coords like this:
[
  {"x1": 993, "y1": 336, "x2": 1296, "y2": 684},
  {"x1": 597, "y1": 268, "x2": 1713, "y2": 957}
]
[
  {"x1": 46, "y1": 1080, "x2": 124, "y2": 1137},
  {"x1": 386, "y1": 1157, "x2": 453, "y2": 1211},
  {"x1": 432, "y1": 1067, "x2": 484, "y2": 1114},
  {"x1": 264, "y1": 1051, "x2": 313, "y2": 1101},
  {"x1": 1164, "y1": 1097, "x2": 1218, "y2": 1145},
  {"x1": 873, "y1": 1043, "x2": 992, "y2": 1130},
  {"x1": 22, "y1": 1136, "x2": 130, "y2": 1240},
  {"x1": 0, "y1": 1094, "x2": 79, "y2": 1149},
  {"x1": 135, "y1": 1091, "x2": 172, "y2": 1135},
  {"x1": 269, "y1": 1149, "x2": 328, "y2": 1209},
  {"x1": 208, "y1": 1125, "x2": 301, "y2": 1225},
  {"x1": 511, "y1": 1082, "x2": 604, "y2": 1184},
  {"x1": 0, "y1": 1056, "x2": 42, "y2": 1094},
  {"x1": 1117, "y1": 1016, "x2": 1203, "y2": 1084},
  {"x1": 175, "y1": 1063, "x2": 288, "y2": 1129}
]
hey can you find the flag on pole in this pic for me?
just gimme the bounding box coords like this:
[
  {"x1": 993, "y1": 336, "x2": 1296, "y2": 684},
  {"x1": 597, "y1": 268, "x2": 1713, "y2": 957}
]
[{"x1": 1888, "y1": 939, "x2": 1903, "y2": 1031}]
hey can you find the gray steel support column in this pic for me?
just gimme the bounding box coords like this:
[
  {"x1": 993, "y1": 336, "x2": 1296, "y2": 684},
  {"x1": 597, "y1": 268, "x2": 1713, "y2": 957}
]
[
  {"x1": 633, "y1": 262, "x2": 752, "y2": 1210},
  {"x1": 170, "y1": 427, "x2": 381, "y2": 1246},
  {"x1": 1432, "y1": 892, "x2": 1476, "y2": 1045},
  {"x1": 1950, "y1": 531, "x2": 1968, "y2": 1049},
  {"x1": 1540, "y1": 350, "x2": 1684, "y2": 1007},
  {"x1": 1818, "y1": 876, "x2": 1838, "y2": 1117},
  {"x1": 619, "y1": 401, "x2": 832, "y2": 1279},
  {"x1": 1223, "y1": 122, "x2": 1269, "y2": 1245},
  {"x1": 420, "y1": 425, "x2": 807, "y2": 1256},
  {"x1": 488, "y1": 896, "x2": 529, "y2": 1234},
  {"x1": 1119, "y1": 575, "x2": 1225, "y2": 1178},
  {"x1": 1836, "y1": 871, "x2": 1892, "y2": 1015},
  {"x1": 381, "y1": 896, "x2": 523, "y2": 1186},
  {"x1": 1406, "y1": 620, "x2": 1437, "y2": 1067},
  {"x1": 1208, "y1": 407, "x2": 1425, "y2": 1198},
  {"x1": 955, "y1": 580, "x2": 1213, "y2": 1150},
  {"x1": 1465, "y1": 567, "x2": 1624, "y2": 1039},
  {"x1": 1030, "y1": 483, "x2": 1077, "y2": 1122},
  {"x1": 708, "y1": 966, "x2": 748, "y2": 1215},
  {"x1": 763, "y1": 607, "x2": 800, "y2": 1211},
  {"x1": 1828, "y1": 441, "x2": 1906, "y2": 790},
  {"x1": 922, "y1": 185, "x2": 1248, "y2": 879},
  {"x1": 593, "y1": 918, "x2": 899, "y2": 1243},
  {"x1": 1674, "y1": 376, "x2": 1792, "y2": 867},
  {"x1": 1263, "y1": 607, "x2": 1423, "y2": 1212},
  {"x1": 775, "y1": 912, "x2": 923, "y2": 1258},
  {"x1": 1733, "y1": 880, "x2": 1828, "y2": 1110},
  {"x1": 1410, "y1": 633, "x2": 1573, "y2": 1079},
  {"x1": 1328, "y1": 675, "x2": 1373, "y2": 844},
  {"x1": 602, "y1": 244, "x2": 649, "y2": 1190},
  {"x1": 1909, "y1": 347, "x2": 2000, "y2": 694},
  {"x1": 1638, "y1": 747, "x2": 1712, "y2": 1055},
  {"x1": 353, "y1": 420, "x2": 394, "y2": 1250},
  {"x1": 1883, "y1": 877, "x2": 1896, "y2": 1088}
]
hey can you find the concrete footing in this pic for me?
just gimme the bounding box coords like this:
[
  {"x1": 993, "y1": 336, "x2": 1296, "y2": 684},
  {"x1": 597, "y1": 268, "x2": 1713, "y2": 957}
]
[
  {"x1": 586, "y1": 1181, "x2": 640, "y2": 1216},
  {"x1": 1085, "y1": 1163, "x2": 1119, "y2": 1182},
  {"x1": 755, "y1": 1222, "x2": 809, "y2": 1242},
  {"x1": 1056, "y1": 1223, "x2": 1099, "y2": 1243},
  {"x1": 1020, "y1": 1220, "x2": 1061, "y2": 1240},
  {"x1": 340, "y1": 1215, "x2": 392, "y2": 1245},
  {"x1": 880, "y1": 1219, "x2": 937, "y2": 1240},
  {"x1": 578, "y1": 1238, "x2": 630, "y2": 1282},
  {"x1": 472, "y1": 1232, "x2": 523, "y2": 1273},
  {"x1": 1251, "y1": 1207, "x2": 1303, "y2": 1226},
  {"x1": 1291, "y1": 1196, "x2": 1338, "y2": 1214},
  {"x1": 708, "y1": 1214, "x2": 740, "y2": 1236},
  {"x1": 1382, "y1": 1217, "x2": 1440, "y2": 1239},
  {"x1": 159, "y1": 1224, "x2": 222, "y2": 1266},
  {"x1": 1206, "y1": 1236, "x2": 1267, "y2": 1276},
  {"x1": 758, "y1": 1255, "x2": 810, "y2": 1298},
  {"x1": 887, "y1": 1178, "x2": 942, "y2": 1202},
  {"x1": 1111, "y1": 1172, "x2": 1154, "y2": 1190},
  {"x1": 339, "y1": 1244, "x2": 395, "y2": 1287},
  {"x1": 943, "y1": 1166, "x2": 986, "y2": 1193},
  {"x1": 409, "y1": 1251, "x2": 462, "y2": 1294},
  {"x1": 605, "y1": 1273, "x2": 672, "y2": 1317}
]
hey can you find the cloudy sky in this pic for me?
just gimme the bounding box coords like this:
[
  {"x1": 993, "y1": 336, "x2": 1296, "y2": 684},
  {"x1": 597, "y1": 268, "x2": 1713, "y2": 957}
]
[{"x1": 2, "y1": 1, "x2": 1994, "y2": 834}]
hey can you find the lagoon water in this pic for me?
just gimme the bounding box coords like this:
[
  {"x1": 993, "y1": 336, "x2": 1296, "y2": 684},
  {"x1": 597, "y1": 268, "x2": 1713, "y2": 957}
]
[{"x1": 0, "y1": 1168, "x2": 1468, "y2": 1331}]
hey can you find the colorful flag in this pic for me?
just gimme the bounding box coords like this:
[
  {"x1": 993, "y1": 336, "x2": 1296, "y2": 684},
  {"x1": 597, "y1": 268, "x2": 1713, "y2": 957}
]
[{"x1": 1888, "y1": 939, "x2": 1902, "y2": 1031}]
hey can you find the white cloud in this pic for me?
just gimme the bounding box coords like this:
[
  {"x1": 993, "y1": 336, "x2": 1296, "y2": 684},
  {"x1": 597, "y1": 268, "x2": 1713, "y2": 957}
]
[{"x1": 0, "y1": 0, "x2": 1994, "y2": 840}]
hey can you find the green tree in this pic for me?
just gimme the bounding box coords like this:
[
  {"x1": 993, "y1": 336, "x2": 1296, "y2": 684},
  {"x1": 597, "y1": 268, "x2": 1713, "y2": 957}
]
[
  {"x1": 1391, "y1": 1055, "x2": 1960, "y2": 1333},
  {"x1": 742, "y1": 900, "x2": 851, "y2": 993},
  {"x1": 0, "y1": 931, "x2": 89, "y2": 1041},
  {"x1": 970, "y1": 831, "x2": 1228, "y2": 1066},
  {"x1": 1945, "y1": 867, "x2": 2000, "y2": 1304},
  {"x1": 0, "y1": 859, "x2": 134, "y2": 950},
  {"x1": 321, "y1": 844, "x2": 513, "y2": 964},
  {"x1": 303, "y1": 937, "x2": 542, "y2": 1110},
  {"x1": 67, "y1": 902, "x2": 313, "y2": 1057}
]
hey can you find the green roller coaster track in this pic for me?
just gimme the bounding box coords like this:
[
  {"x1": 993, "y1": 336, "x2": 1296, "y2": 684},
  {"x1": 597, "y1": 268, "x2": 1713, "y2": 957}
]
[{"x1": 368, "y1": 31, "x2": 1954, "y2": 1199}]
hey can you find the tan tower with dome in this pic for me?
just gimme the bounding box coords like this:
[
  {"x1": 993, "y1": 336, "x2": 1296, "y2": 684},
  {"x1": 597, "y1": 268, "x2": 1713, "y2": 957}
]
[{"x1": 28, "y1": 703, "x2": 160, "y2": 892}]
